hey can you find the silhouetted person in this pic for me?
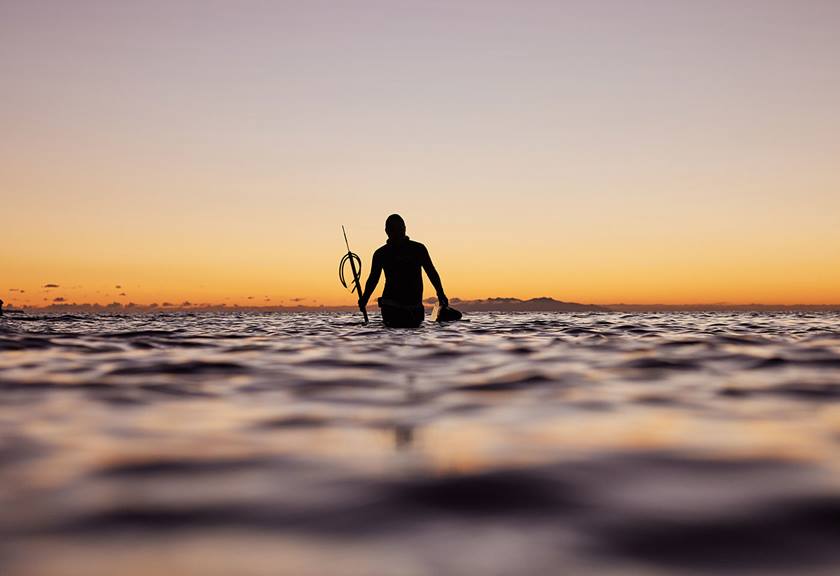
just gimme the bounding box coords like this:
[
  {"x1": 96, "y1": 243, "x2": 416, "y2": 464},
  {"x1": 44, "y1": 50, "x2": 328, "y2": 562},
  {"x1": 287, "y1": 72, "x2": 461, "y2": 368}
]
[
  {"x1": 359, "y1": 214, "x2": 448, "y2": 328},
  {"x1": 0, "y1": 299, "x2": 3, "y2": 316}
]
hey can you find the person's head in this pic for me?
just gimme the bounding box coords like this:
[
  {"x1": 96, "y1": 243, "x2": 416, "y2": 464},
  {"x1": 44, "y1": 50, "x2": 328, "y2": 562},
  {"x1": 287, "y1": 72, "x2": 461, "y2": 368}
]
[{"x1": 385, "y1": 214, "x2": 406, "y2": 240}]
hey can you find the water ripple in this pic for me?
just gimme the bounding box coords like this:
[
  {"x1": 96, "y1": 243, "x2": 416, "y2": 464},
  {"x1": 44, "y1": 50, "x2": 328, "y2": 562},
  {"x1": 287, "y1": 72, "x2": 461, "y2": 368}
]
[{"x1": 2, "y1": 311, "x2": 840, "y2": 575}]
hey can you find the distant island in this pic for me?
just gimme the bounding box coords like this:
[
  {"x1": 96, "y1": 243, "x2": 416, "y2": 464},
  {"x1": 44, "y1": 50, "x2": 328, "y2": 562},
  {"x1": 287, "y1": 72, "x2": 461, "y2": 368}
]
[{"x1": 437, "y1": 297, "x2": 605, "y2": 312}]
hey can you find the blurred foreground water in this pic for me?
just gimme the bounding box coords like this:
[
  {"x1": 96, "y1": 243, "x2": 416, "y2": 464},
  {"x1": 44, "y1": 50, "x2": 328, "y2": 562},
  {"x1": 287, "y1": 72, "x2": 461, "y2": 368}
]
[{"x1": 2, "y1": 311, "x2": 840, "y2": 575}]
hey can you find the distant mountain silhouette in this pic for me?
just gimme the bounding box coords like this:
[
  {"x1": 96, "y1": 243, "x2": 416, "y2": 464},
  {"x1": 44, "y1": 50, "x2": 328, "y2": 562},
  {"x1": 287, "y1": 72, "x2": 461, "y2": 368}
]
[{"x1": 443, "y1": 297, "x2": 605, "y2": 312}]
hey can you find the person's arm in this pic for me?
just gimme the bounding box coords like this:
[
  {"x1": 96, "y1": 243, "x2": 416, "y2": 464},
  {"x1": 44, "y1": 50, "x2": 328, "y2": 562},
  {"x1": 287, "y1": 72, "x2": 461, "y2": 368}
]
[
  {"x1": 421, "y1": 245, "x2": 448, "y2": 308},
  {"x1": 359, "y1": 251, "x2": 382, "y2": 310}
]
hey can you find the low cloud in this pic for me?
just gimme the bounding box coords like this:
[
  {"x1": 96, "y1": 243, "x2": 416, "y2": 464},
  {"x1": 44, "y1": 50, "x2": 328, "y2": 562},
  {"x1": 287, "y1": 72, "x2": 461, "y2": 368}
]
[
  {"x1": 43, "y1": 283, "x2": 60, "y2": 288},
  {"x1": 181, "y1": 301, "x2": 192, "y2": 307},
  {"x1": 162, "y1": 302, "x2": 174, "y2": 307},
  {"x1": 290, "y1": 297, "x2": 304, "y2": 302},
  {"x1": 119, "y1": 292, "x2": 127, "y2": 296},
  {"x1": 53, "y1": 297, "x2": 66, "y2": 302},
  {"x1": 115, "y1": 285, "x2": 122, "y2": 289}
]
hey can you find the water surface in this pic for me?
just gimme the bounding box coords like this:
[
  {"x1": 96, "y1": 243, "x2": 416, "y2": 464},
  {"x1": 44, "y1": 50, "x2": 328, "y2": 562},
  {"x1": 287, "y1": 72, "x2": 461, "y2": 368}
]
[{"x1": 2, "y1": 312, "x2": 840, "y2": 575}]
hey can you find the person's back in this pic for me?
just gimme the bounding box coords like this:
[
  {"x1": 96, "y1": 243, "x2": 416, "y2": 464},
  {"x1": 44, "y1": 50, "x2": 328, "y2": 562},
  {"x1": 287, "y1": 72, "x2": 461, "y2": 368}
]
[
  {"x1": 375, "y1": 237, "x2": 428, "y2": 306},
  {"x1": 359, "y1": 214, "x2": 449, "y2": 328}
]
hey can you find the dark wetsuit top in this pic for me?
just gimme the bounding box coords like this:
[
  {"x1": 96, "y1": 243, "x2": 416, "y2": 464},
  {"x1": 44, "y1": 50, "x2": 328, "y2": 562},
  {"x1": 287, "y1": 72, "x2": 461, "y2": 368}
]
[
  {"x1": 365, "y1": 237, "x2": 443, "y2": 307},
  {"x1": 373, "y1": 238, "x2": 428, "y2": 305}
]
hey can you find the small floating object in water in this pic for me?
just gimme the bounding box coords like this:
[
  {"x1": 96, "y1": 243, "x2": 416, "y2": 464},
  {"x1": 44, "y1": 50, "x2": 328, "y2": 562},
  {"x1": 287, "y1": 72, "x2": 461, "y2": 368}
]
[{"x1": 431, "y1": 303, "x2": 463, "y2": 323}]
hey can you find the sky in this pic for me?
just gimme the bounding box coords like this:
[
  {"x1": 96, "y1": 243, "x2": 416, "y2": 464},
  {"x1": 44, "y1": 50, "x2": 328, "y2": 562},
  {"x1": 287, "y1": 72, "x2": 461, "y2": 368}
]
[{"x1": 2, "y1": 0, "x2": 839, "y2": 307}]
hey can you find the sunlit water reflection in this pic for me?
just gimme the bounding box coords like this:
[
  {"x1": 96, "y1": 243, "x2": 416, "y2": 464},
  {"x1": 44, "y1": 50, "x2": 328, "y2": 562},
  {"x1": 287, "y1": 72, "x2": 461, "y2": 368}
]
[{"x1": 2, "y1": 312, "x2": 840, "y2": 575}]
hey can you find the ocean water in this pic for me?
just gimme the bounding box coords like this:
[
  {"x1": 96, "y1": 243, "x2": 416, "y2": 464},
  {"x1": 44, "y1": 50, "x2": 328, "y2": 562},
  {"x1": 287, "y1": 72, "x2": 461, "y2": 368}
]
[{"x1": 2, "y1": 311, "x2": 840, "y2": 575}]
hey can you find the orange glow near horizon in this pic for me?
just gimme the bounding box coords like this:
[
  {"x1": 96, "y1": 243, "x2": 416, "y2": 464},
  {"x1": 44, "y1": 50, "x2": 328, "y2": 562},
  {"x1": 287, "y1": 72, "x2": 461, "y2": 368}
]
[{"x1": 2, "y1": 2, "x2": 840, "y2": 307}]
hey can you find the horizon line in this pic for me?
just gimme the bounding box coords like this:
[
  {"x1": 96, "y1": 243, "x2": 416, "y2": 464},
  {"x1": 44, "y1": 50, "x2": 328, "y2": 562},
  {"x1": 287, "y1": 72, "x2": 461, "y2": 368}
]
[{"x1": 5, "y1": 297, "x2": 840, "y2": 313}]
